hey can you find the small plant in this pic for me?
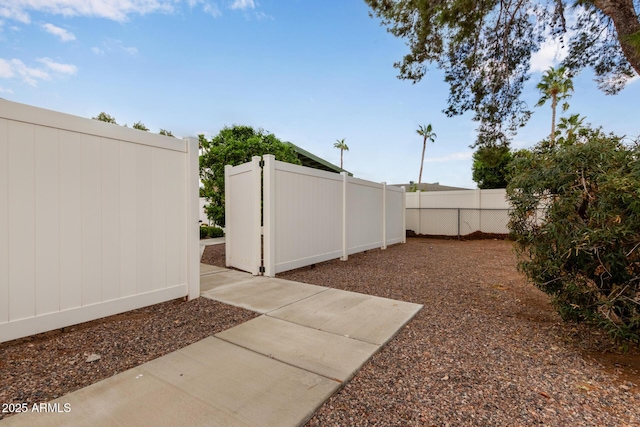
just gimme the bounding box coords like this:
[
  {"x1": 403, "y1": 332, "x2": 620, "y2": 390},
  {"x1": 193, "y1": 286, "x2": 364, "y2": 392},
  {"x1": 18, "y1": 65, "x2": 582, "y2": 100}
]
[
  {"x1": 200, "y1": 226, "x2": 224, "y2": 239},
  {"x1": 207, "y1": 226, "x2": 224, "y2": 238}
]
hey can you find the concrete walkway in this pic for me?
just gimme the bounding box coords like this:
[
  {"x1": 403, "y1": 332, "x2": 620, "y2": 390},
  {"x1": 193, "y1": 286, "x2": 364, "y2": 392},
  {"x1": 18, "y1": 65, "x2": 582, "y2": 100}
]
[{"x1": 2, "y1": 264, "x2": 422, "y2": 427}]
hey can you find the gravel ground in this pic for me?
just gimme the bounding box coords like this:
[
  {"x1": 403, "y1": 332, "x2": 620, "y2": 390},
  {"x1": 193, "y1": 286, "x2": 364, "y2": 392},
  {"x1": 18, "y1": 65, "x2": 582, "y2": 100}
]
[
  {"x1": 208, "y1": 237, "x2": 640, "y2": 426},
  {"x1": 0, "y1": 297, "x2": 257, "y2": 420},
  {"x1": 3, "y1": 238, "x2": 639, "y2": 425}
]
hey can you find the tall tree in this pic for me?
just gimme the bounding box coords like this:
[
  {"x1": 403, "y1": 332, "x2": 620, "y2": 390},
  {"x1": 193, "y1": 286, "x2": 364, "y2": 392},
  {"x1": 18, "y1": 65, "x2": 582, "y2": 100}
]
[
  {"x1": 199, "y1": 125, "x2": 301, "y2": 227},
  {"x1": 333, "y1": 138, "x2": 349, "y2": 169},
  {"x1": 416, "y1": 124, "x2": 437, "y2": 185},
  {"x1": 472, "y1": 144, "x2": 513, "y2": 189},
  {"x1": 536, "y1": 66, "x2": 574, "y2": 146},
  {"x1": 365, "y1": 0, "x2": 639, "y2": 146}
]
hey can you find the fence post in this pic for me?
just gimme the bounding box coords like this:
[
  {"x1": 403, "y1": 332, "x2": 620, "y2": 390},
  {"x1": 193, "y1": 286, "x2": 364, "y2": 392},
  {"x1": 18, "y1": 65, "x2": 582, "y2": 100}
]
[
  {"x1": 185, "y1": 137, "x2": 200, "y2": 301},
  {"x1": 457, "y1": 208, "x2": 461, "y2": 240},
  {"x1": 263, "y1": 154, "x2": 276, "y2": 277},
  {"x1": 251, "y1": 156, "x2": 262, "y2": 276},
  {"x1": 341, "y1": 172, "x2": 348, "y2": 261},
  {"x1": 224, "y1": 164, "x2": 232, "y2": 269},
  {"x1": 402, "y1": 186, "x2": 406, "y2": 243},
  {"x1": 382, "y1": 182, "x2": 387, "y2": 250},
  {"x1": 416, "y1": 190, "x2": 421, "y2": 235}
]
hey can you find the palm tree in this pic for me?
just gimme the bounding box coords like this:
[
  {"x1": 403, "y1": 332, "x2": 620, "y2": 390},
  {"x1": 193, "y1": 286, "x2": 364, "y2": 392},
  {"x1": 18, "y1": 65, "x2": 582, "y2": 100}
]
[
  {"x1": 334, "y1": 138, "x2": 349, "y2": 169},
  {"x1": 535, "y1": 66, "x2": 574, "y2": 146},
  {"x1": 416, "y1": 124, "x2": 437, "y2": 186},
  {"x1": 556, "y1": 113, "x2": 585, "y2": 144}
]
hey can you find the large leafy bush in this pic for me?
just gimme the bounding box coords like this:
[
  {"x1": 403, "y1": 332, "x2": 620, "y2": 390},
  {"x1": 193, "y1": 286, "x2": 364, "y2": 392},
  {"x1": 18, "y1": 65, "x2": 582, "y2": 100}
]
[
  {"x1": 199, "y1": 125, "x2": 301, "y2": 227},
  {"x1": 507, "y1": 128, "x2": 640, "y2": 341}
]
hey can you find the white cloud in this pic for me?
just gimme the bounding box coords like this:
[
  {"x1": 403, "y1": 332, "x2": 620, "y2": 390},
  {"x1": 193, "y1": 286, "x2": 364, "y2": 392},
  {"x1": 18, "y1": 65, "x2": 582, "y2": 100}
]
[
  {"x1": 229, "y1": 0, "x2": 255, "y2": 10},
  {"x1": 0, "y1": 59, "x2": 14, "y2": 78},
  {"x1": 93, "y1": 39, "x2": 138, "y2": 55},
  {"x1": 203, "y1": 3, "x2": 222, "y2": 17},
  {"x1": 255, "y1": 11, "x2": 273, "y2": 21},
  {"x1": 424, "y1": 151, "x2": 473, "y2": 163},
  {"x1": 0, "y1": 86, "x2": 15, "y2": 93},
  {"x1": 38, "y1": 57, "x2": 77, "y2": 75},
  {"x1": 0, "y1": 4, "x2": 31, "y2": 23},
  {"x1": 41, "y1": 23, "x2": 75, "y2": 41},
  {"x1": 0, "y1": 58, "x2": 50, "y2": 86},
  {"x1": 530, "y1": 38, "x2": 568, "y2": 73},
  {"x1": 0, "y1": 57, "x2": 76, "y2": 86},
  {"x1": 2, "y1": 0, "x2": 176, "y2": 23}
]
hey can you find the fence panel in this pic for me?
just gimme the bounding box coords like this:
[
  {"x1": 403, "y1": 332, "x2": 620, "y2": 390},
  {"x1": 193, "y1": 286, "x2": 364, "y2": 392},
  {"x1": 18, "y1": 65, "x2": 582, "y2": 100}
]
[
  {"x1": 346, "y1": 177, "x2": 384, "y2": 255},
  {"x1": 405, "y1": 188, "x2": 511, "y2": 236},
  {"x1": 224, "y1": 157, "x2": 261, "y2": 275},
  {"x1": 385, "y1": 185, "x2": 406, "y2": 246},
  {"x1": 263, "y1": 155, "x2": 344, "y2": 276},
  {"x1": 0, "y1": 100, "x2": 199, "y2": 344},
  {"x1": 417, "y1": 208, "x2": 460, "y2": 235}
]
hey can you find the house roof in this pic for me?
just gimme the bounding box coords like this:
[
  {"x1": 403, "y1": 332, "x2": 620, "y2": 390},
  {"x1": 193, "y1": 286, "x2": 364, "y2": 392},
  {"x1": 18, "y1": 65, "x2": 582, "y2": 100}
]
[
  {"x1": 287, "y1": 142, "x2": 352, "y2": 176},
  {"x1": 391, "y1": 182, "x2": 471, "y2": 192}
]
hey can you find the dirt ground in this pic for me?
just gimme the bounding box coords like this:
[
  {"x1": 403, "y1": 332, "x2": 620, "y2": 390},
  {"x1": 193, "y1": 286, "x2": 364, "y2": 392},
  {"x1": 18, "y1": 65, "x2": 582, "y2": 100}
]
[
  {"x1": 207, "y1": 237, "x2": 640, "y2": 425},
  {"x1": 202, "y1": 237, "x2": 640, "y2": 383},
  {"x1": 2, "y1": 237, "x2": 638, "y2": 425}
]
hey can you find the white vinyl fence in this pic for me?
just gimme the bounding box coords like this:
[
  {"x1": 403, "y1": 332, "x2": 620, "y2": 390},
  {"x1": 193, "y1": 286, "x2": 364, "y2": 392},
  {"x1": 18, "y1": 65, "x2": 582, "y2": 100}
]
[
  {"x1": 406, "y1": 189, "x2": 510, "y2": 236},
  {"x1": 0, "y1": 100, "x2": 200, "y2": 343},
  {"x1": 225, "y1": 154, "x2": 405, "y2": 277}
]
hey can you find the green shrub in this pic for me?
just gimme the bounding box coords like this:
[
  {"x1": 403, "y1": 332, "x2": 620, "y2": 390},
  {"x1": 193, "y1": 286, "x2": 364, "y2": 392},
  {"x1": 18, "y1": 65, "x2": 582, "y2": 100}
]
[
  {"x1": 200, "y1": 225, "x2": 224, "y2": 239},
  {"x1": 507, "y1": 128, "x2": 640, "y2": 342},
  {"x1": 206, "y1": 226, "x2": 224, "y2": 238}
]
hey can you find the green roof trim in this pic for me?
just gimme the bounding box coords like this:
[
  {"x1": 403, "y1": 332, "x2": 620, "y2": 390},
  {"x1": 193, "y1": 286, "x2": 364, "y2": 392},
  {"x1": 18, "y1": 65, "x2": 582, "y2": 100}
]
[{"x1": 286, "y1": 142, "x2": 353, "y2": 176}]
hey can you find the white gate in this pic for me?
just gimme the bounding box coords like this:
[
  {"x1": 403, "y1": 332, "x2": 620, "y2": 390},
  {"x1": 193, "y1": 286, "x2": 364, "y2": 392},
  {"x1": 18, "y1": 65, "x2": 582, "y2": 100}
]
[
  {"x1": 224, "y1": 156, "x2": 261, "y2": 275},
  {"x1": 225, "y1": 154, "x2": 405, "y2": 277}
]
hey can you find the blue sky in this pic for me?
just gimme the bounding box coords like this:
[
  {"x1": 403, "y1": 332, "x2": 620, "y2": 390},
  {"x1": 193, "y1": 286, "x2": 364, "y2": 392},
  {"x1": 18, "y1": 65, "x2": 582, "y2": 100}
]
[{"x1": 1, "y1": 0, "x2": 638, "y2": 188}]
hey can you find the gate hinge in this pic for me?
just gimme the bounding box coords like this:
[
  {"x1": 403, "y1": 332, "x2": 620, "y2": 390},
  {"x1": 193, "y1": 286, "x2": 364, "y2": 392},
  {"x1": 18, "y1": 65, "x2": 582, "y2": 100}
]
[
  {"x1": 259, "y1": 160, "x2": 265, "y2": 168},
  {"x1": 259, "y1": 266, "x2": 265, "y2": 273}
]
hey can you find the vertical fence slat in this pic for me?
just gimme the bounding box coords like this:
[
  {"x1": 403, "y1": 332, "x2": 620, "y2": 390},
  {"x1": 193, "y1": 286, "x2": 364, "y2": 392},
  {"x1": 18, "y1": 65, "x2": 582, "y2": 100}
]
[
  {"x1": 9, "y1": 121, "x2": 36, "y2": 322},
  {"x1": 186, "y1": 137, "x2": 200, "y2": 300},
  {"x1": 59, "y1": 131, "x2": 82, "y2": 311},
  {"x1": 35, "y1": 126, "x2": 60, "y2": 315},
  {"x1": 401, "y1": 186, "x2": 406, "y2": 243},
  {"x1": 341, "y1": 172, "x2": 348, "y2": 261},
  {"x1": 151, "y1": 148, "x2": 168, "y2": 291},
  {"x1": 101, "y1": 139, "x2": 121, "y2": 301},
  {"x1": 120, "y1": 142, "x2": 137, "y2": 298},
  {"x1": 0, "y1": 118, "x2": 8, "y2": 325},
  {"x1": 382, "y1": 182, "x2": 387, "y2": 250},
  {"x1": 224, "y1": 164, "x2": 231, "y2": 269},
  {"x1": 264, "y1": 154, "x2": 276, "y2": 276},
  {"x1": 252, "y1": 156, "x2": 262, "y2": 276}
]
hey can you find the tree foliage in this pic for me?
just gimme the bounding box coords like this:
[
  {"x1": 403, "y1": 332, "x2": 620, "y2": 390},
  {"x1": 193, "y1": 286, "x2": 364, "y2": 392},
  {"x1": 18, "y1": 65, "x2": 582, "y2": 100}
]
[
  {"x1": 365, "y1": 0, "x2": 639, "y2": 146},
  {"x1": 556, "y1": 113, "x2": 587, "y2": 145},
  {"x1": 133, "y1": 121, "x2": 149, "y2": 131},
  {"x1": 92, "y1": 112, "x2": 117, "y2": 124},
  {"x1": 472, "y1": 144, "x2": 513, "y2": 189},
  {"x1": 507, "y1": 127, "x2": 640, "y2": 342},
  {"x1": 91, "y1": 112, "x2": 173, "y2": 136},
  {"x1": 199, "y1": 125, "x2": 301, "y2": 227}
]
